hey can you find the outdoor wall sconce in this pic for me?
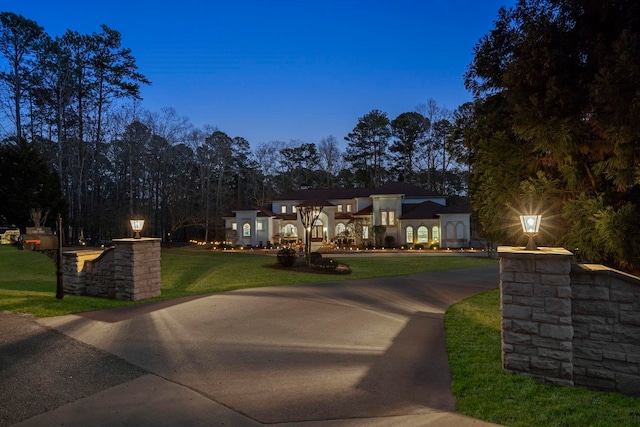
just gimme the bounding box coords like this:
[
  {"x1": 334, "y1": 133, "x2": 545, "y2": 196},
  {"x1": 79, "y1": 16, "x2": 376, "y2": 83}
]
[
  {"x1": 130, "y1": 218, "x2": 145, "y2": 239},
  {"x1": 520, "y1": 214, "x2": 541, "y2": 250}
]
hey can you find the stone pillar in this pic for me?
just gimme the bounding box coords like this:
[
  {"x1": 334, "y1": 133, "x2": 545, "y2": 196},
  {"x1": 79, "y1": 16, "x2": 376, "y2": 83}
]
[
  {"x1": 112, "y1": 238, "x2": 161, "y2": 301},
  {"x1": 498, "y1": 246, "x2": 574, "y2": 386}
]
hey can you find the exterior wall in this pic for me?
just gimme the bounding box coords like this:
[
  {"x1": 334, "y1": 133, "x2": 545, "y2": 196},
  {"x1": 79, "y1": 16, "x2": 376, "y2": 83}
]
[
  {"x1": 236, "y1": 211, "x2": 257, "y2": 246},
  {"x1": 498, "y1": 246, "x2": 640, "y2": 396},
  {"x1": 371, "y1": 195, "x2": 402, "y2": 243},
  {"x1": 440, "y1": 213, "x2": 471, "y2": 248},
  {"x1": 62, "y1": 238, "x2": 161, "y2": 301}
]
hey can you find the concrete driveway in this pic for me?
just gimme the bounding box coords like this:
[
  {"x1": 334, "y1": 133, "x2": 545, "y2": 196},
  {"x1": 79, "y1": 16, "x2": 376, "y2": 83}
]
[{"x1": 26, "y1": 264, "x2": 499, "y2": 426}]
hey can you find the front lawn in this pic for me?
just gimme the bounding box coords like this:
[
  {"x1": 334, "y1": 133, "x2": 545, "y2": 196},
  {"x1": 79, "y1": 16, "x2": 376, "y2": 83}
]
[
  {"x1": 0, "y1": 245, "x2": 496, "y2": 317},
  {"x1": 445, "y1": 289, "x2": 640, "y2": 426}
]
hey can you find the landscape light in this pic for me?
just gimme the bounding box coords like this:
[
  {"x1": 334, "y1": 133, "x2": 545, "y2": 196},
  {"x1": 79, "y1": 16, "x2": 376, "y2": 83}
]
[
  {"x1": 519, "y1": 214, "x2": 541, "y2": 250},
  {"x1": 130, "y1": 218, "x2": 145, "y2": 239}
]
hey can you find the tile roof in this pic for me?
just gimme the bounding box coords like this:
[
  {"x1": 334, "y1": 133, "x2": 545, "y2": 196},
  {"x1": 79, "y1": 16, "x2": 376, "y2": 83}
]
[
  {"x1": 276, "y1": 181, "x2": 444, "y2": 201},
  {"x1": 400, "y1": 201, "x2": 444, "y2": 219},
  {"x1": 373, "y1": 181, "x2": 443, "y2": 197},
  {"x1": 400, "y1": 201, "x2": 470, "y2": 219},
  {"x1": 233, "y1": 206, "x2": 278, "y2": 217}
]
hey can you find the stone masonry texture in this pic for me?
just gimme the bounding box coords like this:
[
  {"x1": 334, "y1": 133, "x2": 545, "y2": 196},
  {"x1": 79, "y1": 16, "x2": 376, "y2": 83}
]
[{"x1": 499, "y1": 247, "x2": 640, "y2": 396}]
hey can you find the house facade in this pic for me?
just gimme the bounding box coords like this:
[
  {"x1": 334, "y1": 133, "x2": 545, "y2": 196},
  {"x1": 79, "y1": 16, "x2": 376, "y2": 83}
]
[{"x1": 224, "y1": 181, "x2": 471, "y2": 249}]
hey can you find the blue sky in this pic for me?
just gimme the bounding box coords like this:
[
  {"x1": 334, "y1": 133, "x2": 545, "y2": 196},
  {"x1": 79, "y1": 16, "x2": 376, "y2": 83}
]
[{"x1": 6, "y1": 1, "x2": 515, "y2": 147}]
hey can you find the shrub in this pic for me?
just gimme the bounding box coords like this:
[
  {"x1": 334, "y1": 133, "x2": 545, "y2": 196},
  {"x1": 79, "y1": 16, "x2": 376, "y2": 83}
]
[
  {"x1": 277, "y1": 248, "x2": 297, "y2": 267},
  {"x1": 384, "y1": 235, "x2": 396, "y2": 248},
  {"x1": 414, "y1": 244, "x2": 424, "y2": 250},
  {"x1": 309, "y1": 251, "x2": 323, "y2": 264},
  {"x1": 430, "y1": 244, "x2": 440, "y2": 250}
]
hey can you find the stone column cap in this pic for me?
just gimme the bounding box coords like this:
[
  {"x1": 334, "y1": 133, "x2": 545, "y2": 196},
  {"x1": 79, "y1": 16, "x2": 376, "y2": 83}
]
[
  {"x1": 112, "y1": 238, "x2": 162, "y2": 243},
  {"x1": 498, "y1": 246, "x2": 573, "y2": 257}
]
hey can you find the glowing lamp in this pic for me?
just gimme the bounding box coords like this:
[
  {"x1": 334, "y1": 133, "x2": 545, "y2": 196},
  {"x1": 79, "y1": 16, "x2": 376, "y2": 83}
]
[
  {"x1": 130, "y1": 218, "x2": 145, "y2": 239},
  {"x1": 519, "y1": 214, "x2": 541, "y2": 250}
]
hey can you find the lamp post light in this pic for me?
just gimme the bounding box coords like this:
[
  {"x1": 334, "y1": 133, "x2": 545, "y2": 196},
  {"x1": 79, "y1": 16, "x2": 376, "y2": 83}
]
[
  {"x1": 520, "y1": 214, "x2": 541, "y2": 250},
  {"x1": 130, "y1": 218, "x2": 145, "y2": 239}
]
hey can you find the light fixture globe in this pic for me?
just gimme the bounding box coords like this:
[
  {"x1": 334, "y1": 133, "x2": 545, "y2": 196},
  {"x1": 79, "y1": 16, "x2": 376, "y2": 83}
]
[
  {"x1": 519, "y1": 214, "x2": 541, "y2": 250},
  {"x1": 130, "y1": 218, "x2": 145, "y2": 239}
]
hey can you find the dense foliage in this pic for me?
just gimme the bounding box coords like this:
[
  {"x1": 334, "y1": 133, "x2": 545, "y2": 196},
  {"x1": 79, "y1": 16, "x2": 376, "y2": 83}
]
[{"x1": 466, "y1": 0, "x2": 640, "y2": 272}]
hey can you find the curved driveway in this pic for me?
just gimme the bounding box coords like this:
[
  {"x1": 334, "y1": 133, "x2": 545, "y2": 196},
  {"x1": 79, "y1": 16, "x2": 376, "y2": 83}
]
[{"x1": 34, "y1": 264, "x2": 499, "y2": 426}]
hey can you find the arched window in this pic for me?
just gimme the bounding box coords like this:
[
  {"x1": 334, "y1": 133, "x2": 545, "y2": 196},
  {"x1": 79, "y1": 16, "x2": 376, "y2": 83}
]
[
  {"x1": 243, "y1": 223, "x2": 251, "y2": 237},
  {"x1": 432, "y1": 226, "x2": 440, "y2": 243},
  {"x1": 417, "y1": 226, "x2": 428, "y2": 243},
  {"x1": 336, "y1": 223, "x2": 345, "y2": 236},
  {"x1": 405, "y1": 226, "x2": 414, "y2": 243}
]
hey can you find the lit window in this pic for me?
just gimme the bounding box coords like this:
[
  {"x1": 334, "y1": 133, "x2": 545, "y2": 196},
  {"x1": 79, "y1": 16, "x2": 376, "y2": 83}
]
[
  {"x1": 346, "y1": 205, "x2": 352, "y2": 212},
  {"x1": 336, "y1": 223, "x2": 345, "y2": 236},
  {"x1": 337, "y1": 205, "x2": 343, "y2": 213},
  {"x1": 281, "y1": 206, "x2": 287, "y2": 214},
  {"x1": 432, "y1": 226, "x2": 440, "y2": 242},
  {"x1": 417, "y1": 226, "x2": 428, "y2": 243},
  {"x1": 292, "y1": 206, "x2": 297, "y2": 213},
  {"x1": 232, "y1": 223, "x2": 237, "y2": 231},
  {"x1": 257, "y1": 221, "x2": 263, "y2": 231},
  {"x1": 243, "y1": 223, "x2": 251, "y2": 237},
  {"x1": 363, "y1": 226, "x2": 369, "y2": 239},
  {"x1": 406, "y1": 226, "x2": 413, "y2": 243},
  {"x1": 380, "y1": 210, "x2": 396, "y2": 226}
]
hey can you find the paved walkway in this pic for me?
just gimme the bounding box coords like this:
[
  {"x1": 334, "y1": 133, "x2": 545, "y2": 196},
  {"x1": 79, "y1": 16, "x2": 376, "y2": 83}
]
[{"x1": 3, "y1": 265, "x2": 501, "y2": 426}]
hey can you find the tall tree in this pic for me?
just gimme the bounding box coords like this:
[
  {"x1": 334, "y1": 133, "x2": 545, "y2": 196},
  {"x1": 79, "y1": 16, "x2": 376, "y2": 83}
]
[
  {"x1": 0, "y1": 12, "x2": 45, "y2": 140},
  {"x1": 390, "y1": 111, "x2": 429, "y2": 183},
  {"x1": 344, "y1": 109, "x2": 391, "y2": 188},
  {"x1": 280, "y1": 141, "x2": 320, "y2": 191},
  {"x1": 415, "y1": 99, "x2": 450, "y2": 190},
  {"x1": 317, "y1": 135, "x2": 343, "y2": 188}
]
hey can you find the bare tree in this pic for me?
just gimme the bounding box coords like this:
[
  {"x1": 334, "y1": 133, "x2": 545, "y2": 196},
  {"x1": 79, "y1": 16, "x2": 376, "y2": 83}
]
[
  {"x1": 297, "y1": 200, "x2": 328, "y2": 266},
  {"x1": 317, "y1": 135, "x2": 343, "y2": 188}
]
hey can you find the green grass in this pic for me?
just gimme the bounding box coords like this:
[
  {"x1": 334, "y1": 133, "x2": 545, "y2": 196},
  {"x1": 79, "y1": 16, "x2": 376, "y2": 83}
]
[
  {"x1": 0, "y1": 245, "x2": 496, "y2": 317},
  {"x1": 445, "y1": 289, "x2": 640, "y2": 426}
]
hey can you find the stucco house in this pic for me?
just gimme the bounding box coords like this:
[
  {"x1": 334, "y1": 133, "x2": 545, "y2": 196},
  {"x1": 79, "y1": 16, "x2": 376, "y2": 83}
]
[{"x1": 224, "y1": 181, "x2": 471, "y2": 250}]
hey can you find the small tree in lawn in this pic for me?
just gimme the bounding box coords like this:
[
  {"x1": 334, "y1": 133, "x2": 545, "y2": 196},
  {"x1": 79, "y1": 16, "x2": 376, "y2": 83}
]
[
  {"x1": 372, "y1": 225, "x2": 386, "y2": 248},
  {"x1": 297, "y1": 200, "x2": 329, "y2": 266}
]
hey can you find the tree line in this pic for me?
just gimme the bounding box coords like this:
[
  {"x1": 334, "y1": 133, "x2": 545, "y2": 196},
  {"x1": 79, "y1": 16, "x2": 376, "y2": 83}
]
[{"x1": 0, "y1": 12, "x2": 469, "y2": 245}]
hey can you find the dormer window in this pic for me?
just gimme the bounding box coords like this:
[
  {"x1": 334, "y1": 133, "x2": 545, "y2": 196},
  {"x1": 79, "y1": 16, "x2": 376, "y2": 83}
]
[{"x1": 281, "y1": 206, "x2": 287, "y2": 214}]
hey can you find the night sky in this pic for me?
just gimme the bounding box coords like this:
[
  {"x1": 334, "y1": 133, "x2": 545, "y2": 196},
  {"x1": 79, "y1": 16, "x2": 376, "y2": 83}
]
[{"x1": 5, "y1": 0, "x2": 516, "y2": 146}]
